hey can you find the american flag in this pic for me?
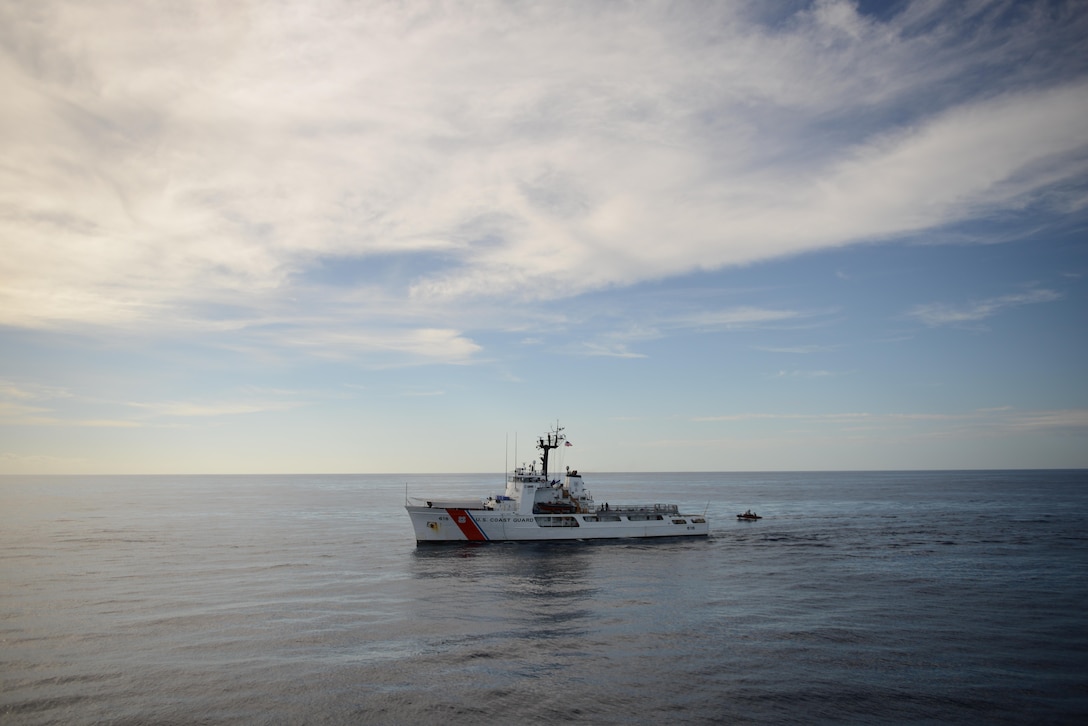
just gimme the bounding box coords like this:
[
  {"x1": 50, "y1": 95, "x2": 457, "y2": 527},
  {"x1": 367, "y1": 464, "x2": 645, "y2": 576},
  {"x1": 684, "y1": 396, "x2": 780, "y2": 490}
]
[{"x1": 565, "y1": 441, "x2": 573, "y2": 447}]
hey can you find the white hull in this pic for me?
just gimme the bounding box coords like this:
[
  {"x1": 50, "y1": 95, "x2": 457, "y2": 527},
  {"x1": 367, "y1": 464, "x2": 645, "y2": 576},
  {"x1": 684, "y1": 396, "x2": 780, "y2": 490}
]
[{"x1": 407, "y1": 504, "x2": 709, "y2": 543}]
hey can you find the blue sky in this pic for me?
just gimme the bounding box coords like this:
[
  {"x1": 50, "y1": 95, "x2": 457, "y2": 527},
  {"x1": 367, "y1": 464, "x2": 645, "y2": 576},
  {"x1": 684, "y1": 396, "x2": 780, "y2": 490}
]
[{"x1": 1, "y1": 0, "x2": 1086, "y2": 473}]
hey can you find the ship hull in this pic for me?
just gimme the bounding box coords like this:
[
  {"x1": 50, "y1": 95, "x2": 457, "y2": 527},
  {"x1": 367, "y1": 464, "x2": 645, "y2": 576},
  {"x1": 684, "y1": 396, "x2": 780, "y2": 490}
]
[{"x1": 407, "y1": 505, "x2": 709, "y2": 542}]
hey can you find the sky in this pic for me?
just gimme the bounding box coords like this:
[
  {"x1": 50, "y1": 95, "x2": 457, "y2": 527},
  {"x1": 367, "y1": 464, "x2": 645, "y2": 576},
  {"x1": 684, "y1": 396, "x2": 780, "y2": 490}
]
[{"x1": 1, "y1": 0, "x2": 1086, "y2": 474}]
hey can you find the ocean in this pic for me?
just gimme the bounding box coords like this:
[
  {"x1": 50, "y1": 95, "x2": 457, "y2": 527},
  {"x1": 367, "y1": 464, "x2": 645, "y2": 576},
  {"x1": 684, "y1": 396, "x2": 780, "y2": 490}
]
[{"x1": 2, "y1": 471, "x2": 1085, "y2": 724}]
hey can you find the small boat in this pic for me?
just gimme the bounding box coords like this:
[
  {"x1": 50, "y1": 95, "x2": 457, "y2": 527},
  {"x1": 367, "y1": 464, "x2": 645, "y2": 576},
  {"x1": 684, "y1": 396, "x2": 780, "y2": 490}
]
[
  {"x1": 405, "y1": 424, "x2": 710, "y2": 543},
  {"x1": 737, "y1": 510, "x2": 762, "y2": 520}
]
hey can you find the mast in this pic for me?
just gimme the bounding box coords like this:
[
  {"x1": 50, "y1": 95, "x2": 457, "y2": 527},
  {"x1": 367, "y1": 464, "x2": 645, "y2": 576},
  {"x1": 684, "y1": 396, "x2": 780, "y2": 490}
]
[{"x1": 537, "y1": 423, "x2": 564, "y2": 480}]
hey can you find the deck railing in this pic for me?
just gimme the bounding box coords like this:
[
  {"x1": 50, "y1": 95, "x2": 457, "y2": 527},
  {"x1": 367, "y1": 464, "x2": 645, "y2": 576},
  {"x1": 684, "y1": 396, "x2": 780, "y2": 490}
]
[{"x1": 594, "y1": 503, "x2": 679, "y2": 514}]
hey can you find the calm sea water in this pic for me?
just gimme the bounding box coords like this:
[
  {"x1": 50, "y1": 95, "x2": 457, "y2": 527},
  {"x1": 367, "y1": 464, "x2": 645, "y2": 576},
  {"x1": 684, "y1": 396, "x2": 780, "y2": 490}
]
[{"x1": 2, "y1": 471, "x2": 1086, "y2": 724}]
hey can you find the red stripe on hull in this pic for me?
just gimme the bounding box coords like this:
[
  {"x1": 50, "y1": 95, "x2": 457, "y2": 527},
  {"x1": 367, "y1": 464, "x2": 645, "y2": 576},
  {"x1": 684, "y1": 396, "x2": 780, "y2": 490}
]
[{"x1": 446, "y1": 509, "x2": 487, "y2": 541}]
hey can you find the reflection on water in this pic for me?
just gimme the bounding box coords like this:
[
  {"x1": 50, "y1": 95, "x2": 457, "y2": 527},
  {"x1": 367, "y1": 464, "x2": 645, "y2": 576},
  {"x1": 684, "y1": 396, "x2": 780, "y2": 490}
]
[{"x1": 411, "y1": 543, "x2": 601, "y2": 645}]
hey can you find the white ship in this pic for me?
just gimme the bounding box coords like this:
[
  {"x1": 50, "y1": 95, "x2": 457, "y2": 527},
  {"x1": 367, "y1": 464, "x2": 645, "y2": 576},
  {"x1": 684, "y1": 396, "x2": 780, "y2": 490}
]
[{"x1": 406, "y1": 425, "x2": 710, "y2": 543}]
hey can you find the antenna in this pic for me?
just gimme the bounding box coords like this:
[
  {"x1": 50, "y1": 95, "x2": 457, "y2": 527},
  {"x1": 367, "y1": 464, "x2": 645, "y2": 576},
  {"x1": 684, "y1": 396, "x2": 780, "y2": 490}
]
[{"x1": 536, "y1": 421, "x2": 564, "y2": 480}]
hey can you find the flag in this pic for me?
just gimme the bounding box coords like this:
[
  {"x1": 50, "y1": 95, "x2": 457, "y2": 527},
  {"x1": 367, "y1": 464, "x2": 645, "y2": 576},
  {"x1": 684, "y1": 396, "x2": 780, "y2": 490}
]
[{"x1": 565, "y1": 441, "x2": 573, "y2": 447}]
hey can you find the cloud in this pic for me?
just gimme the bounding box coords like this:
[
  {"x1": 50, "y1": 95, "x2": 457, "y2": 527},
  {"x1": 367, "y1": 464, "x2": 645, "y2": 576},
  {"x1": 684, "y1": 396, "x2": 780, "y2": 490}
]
[
  {"x1": 0, "y1": 380, "x2": 73, "y2": 401},
  {"x1": 0, "y1": 381, "x2": 110, "y2": 426},
  {"x1": 906, "y1": 288, "x2": 1061, "y2": 327},
  {"x1": 271, "y1": 327, "x2": 483, "y2": 365},
  {"x1": 0, "y1": 400, "x2": 140, "y2": 428},
  {"x1": 693, "y1": 412, "x2": 873, "y2": 423},
  {"x1": 0, "y1": 452, "x2": 93, "y2": 469},
  {"x1": 753, "y1": 344, "x2": 840, "y2": 354},
  {"x1": 580, "y1": 342, "x2": 648, "y2": 359},
  {"x1": 999, "y1": 409, "x2": 1088, "y2": 433},
  {"x1": 668, "y1": 307, "x2": 806, "y2": 330},
  {"x1": 693, "y1": 407, "x2": 1088, "y2": 434},
  {"x1": 0, "y1": 378, "x2": 303, "y2": 425},
  {"x1": 1, "y1": 0, "x2": 1086, "y2": 361},
  {"x1": 772, "y1": 370, "x2": 837, "y2": 378},
  {"x1": 570, "y1": 304, "x2": 814, "y2": 358},
  {"x1": 0, "y1": 400, "x2": 53, "y2": 421},
  {"x1": 127, "y1": 400, "x2": 301, "y2": 418}
]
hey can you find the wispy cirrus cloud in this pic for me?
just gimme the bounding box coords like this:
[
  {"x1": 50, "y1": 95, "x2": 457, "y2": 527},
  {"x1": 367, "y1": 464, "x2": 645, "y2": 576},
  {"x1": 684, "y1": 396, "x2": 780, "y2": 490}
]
[
  {"x1": 906, "y1": 288, "x2": 1061, "y2": 327},
  {"x1": 0, "y1": 452, "x2": 93, "y2": 471},
  {"x1": 0, "y1": 379, "x2": 303, "y2": 426},
  {"x1": 772, "y1": 370, "x2": 839, "y2": 378},
  {"x1": 267, "y1": 327, "x2": 483, "y2": 365},
  {"x1": 0, "y1": 400, "x2": 53, "y2": 423},
  {"x1": 754, "y1": 344, "x2": 841, "y2": 354},
  {"x1": 0, "y1": 0, "x2": 1085, "y2": 365},
  {"x1": 692, "y1": 407, "x2": 1088, "y2": 434},
  {"x1": 0, "y1": 380, "x2": 74, "y2": 401},
  {"x1": 126, "y1": 400, "x2": 301, "y2": 418},
  {"x1": 573, "y1": 305, "x2": 817, "y2": 358},
  {"x1": 0, "y1": 400, "x2": 140, "y2": 428},
  {"x1": 667, "y1": 307, "x2": 808, "y2": 331},
  {"x1": 0, "y1": 381, "x2": 107, "y2": 426}
]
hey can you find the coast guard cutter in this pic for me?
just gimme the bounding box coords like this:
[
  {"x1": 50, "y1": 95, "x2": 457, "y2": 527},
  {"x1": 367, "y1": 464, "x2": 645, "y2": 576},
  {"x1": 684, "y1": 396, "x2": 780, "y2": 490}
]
[{"x1": 405, "y1": 425, "x2": 710, "y2": 543}]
